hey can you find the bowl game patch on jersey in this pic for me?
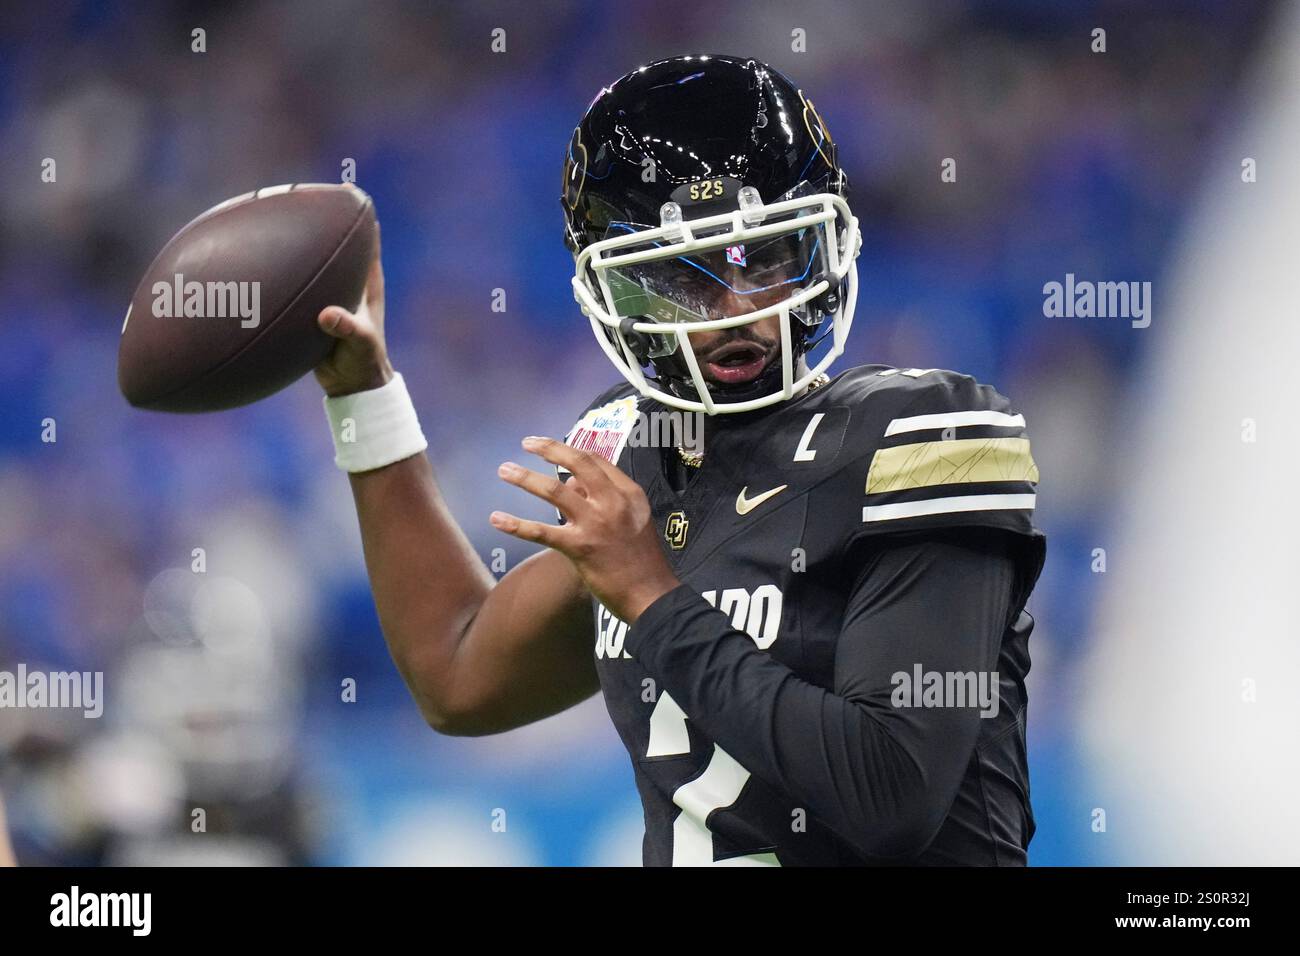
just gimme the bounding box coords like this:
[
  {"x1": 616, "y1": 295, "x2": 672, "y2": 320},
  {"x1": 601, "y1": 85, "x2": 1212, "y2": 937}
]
[{"x1": 561, "y1": 395, "x2": 638, "y2": 470}]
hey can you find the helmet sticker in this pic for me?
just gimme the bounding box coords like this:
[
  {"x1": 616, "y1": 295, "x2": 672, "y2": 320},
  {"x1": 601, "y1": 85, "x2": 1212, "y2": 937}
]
[
  {"x1": 799, "y1": 92, "x2": 836, "y2": 175},
  {"x1": 562, "y1": 127, "x2": 588, "y2": 212}
]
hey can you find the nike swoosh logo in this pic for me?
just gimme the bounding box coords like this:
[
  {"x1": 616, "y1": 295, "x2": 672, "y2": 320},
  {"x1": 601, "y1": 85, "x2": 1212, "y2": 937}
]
[{"x1": 736, "y1": 484, "x2": 789, "y2": 515}]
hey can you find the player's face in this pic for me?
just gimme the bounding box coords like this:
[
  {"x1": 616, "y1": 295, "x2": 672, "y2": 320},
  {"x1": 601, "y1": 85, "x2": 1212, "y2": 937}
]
[
  {"x1": 657, "y1": 231, "x2": 817, "y2": 386},
  {"x1": 684, "y1": 273, "x2": 787, "y2": 386},
  {"x1": 603, "y1": 225, "x2": 824, "y2": 387}
]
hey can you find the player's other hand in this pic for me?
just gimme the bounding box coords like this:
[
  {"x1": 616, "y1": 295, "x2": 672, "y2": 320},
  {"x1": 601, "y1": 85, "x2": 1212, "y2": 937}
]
[
  {"x1": 314, "y1": 229, "x2": 394, "y2": 397},
  {"x1": 491, "y1": 437, "x2": 681, "y2": 624}
]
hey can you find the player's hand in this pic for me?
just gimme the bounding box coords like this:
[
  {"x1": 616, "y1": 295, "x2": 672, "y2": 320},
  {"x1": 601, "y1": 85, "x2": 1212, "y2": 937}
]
[
  {"x1": 491, "y1": 436, "x2": 681, "y2": 624},
  {"x1": 314, "y1": 227, "x2": 394, "y2": 397}
]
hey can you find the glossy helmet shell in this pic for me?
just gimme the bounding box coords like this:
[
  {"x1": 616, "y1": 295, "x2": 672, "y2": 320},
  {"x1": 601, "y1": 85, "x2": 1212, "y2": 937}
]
[{"x1": 562, "y1": 54, "x2": 853, "y2": 408}]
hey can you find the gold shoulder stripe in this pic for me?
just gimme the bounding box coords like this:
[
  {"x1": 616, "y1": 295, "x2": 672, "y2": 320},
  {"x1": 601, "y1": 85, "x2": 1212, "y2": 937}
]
[{"x1": 866, "y1": 437, "x2": 1039, "y2": 494}]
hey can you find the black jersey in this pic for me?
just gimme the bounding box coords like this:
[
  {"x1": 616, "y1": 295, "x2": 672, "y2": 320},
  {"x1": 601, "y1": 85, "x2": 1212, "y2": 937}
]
[{"x1": 561, "y1": 365, "x2": 1046, "y2": 866}]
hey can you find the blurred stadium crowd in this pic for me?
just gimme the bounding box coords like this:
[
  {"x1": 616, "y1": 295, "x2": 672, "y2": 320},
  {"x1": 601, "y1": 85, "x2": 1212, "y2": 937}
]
[{"x1": 0, "y1": 0, "x2": 1276, "y2": 864}]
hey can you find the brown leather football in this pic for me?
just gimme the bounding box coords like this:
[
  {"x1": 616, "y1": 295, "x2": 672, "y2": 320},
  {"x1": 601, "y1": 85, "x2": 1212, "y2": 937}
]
[{"x1": 118, "y1": 183, "x2": 376, "y2": 412}]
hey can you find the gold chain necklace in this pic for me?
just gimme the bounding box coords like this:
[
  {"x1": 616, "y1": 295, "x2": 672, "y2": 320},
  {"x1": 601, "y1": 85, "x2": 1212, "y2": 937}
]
[{"x1": 676, "y1": 373, "x2": 829, "y2": 468}]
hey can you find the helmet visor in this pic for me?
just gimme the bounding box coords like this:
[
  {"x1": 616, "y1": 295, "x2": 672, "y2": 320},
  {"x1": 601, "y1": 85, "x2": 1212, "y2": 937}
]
[{"x1": 599, "y1": 213, "x2": 833, "y2": 358}]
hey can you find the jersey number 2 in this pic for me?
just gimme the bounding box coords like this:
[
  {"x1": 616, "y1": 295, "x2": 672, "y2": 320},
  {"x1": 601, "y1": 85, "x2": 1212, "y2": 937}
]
[{"x1": 645, "y1": 586, "x2": 784, "y2": 866}]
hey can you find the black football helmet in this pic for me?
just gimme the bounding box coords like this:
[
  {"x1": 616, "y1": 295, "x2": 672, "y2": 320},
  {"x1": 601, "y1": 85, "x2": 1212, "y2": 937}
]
[{"x1": 562, "y1": 54, "x2": 861, "y2": 414}]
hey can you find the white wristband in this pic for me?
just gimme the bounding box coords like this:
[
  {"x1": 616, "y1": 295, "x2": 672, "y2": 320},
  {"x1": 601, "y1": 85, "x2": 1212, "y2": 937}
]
[{"x1": 323, "y1": 372, "x2": 428, "y2": 472}]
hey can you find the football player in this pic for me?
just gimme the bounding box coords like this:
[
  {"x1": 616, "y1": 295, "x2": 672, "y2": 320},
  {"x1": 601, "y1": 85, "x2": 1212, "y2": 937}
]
[{"x1": 315, "y1": 55, "x2": 1045, "y2": 865}]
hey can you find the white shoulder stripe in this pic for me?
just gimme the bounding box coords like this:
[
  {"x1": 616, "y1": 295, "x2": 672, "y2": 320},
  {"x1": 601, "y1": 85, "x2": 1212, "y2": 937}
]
[
  {"x1": 863, "y1": 492, "x2": 1036, "y2": 522},
  {"x1": 884, "y1": 410, "x2": 1025, "y2": 436}
]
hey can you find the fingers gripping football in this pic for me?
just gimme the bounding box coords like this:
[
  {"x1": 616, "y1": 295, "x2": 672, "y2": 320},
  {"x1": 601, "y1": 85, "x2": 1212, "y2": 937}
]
[{"x1": 314, "y1": 229, "x2": 394, "y2": 397}]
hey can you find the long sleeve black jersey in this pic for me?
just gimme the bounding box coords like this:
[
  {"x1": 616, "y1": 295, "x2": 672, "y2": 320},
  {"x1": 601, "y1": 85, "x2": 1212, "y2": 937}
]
[{"x1": 560, "y1": 365, "x2": 1046, "y2": 865}]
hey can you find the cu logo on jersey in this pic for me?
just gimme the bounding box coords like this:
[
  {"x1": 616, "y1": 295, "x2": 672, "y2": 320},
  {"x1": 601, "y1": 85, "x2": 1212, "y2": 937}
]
[{"x1": 664, "y1": 511, "x2": 689, "y2": 549}]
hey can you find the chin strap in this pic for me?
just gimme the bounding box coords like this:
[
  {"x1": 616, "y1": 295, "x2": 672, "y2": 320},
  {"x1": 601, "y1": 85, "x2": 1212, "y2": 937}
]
[{"x1": 801, "y1": 315, "x2": 836, "y2": 354}]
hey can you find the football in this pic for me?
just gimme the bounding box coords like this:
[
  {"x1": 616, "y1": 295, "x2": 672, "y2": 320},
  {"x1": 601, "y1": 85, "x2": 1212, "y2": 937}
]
[{"x1": 118, "y1": 182, "x2": 376, "y2": 412}]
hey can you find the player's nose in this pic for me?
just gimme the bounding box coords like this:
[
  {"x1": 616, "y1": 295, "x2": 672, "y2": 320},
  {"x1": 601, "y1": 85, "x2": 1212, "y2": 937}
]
[{"x1": 710, "y1": 285, "x2": 759, "y2": 319}]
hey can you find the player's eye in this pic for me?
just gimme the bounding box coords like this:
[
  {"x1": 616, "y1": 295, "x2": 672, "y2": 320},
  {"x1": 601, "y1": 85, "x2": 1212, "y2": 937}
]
[{"x1": 666, "y1": 265, "x2": 718, "y2": 296}]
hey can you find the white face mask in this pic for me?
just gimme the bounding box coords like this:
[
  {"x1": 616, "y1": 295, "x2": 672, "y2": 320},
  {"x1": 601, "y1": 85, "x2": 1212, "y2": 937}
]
[{"x1": 572, "y1": 186, "x2": 862, "y2": 414}]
